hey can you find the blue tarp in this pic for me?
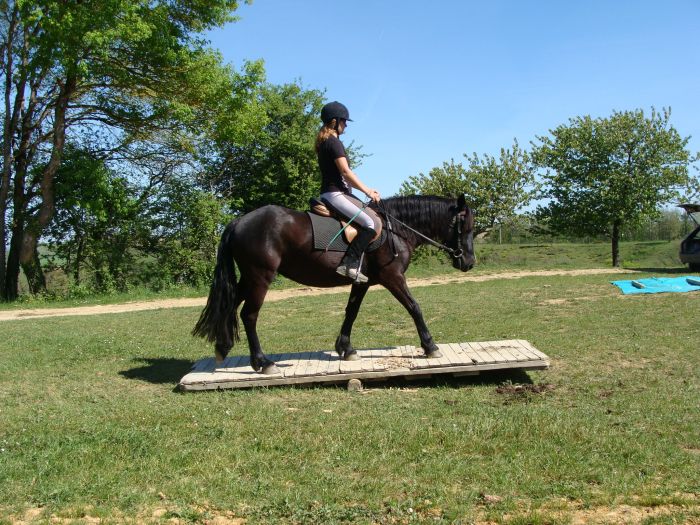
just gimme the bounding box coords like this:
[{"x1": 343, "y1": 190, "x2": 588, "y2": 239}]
[{"x1": 611, "y1": 276, "x2": 700, "y2": 295}]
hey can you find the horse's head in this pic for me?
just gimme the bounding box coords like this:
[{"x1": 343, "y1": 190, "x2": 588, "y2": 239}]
[{"x1": 451, "y1": 194, "x2": 476, "y2": 272}]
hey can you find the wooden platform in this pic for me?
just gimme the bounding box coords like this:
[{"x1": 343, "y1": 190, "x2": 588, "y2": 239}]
[{"x1": 178, "y1": 340, "x2": 549, "y2": 391}]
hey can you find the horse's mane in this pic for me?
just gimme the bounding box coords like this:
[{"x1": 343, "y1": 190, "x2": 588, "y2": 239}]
[{"x1": 372, "y1": 195, "x2": 456, "y2": 239}]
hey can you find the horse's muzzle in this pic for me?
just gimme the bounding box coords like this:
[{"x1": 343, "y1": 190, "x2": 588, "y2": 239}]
[{"x1": 454, "y1": 256, "x2": 475, "y2": 272}]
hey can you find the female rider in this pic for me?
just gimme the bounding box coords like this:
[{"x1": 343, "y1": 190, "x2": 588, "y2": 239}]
[{"x1": 316, "y1": 101, "x2": 381, "y2": 283}]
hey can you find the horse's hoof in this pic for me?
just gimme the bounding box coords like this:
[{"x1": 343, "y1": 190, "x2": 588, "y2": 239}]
[
  {"x1": 343, "y1": 351, "x2": 360, "y2": 361},
  {"x1": 425, "y1": 349, "x2": 442, "y2": 359},
  {"x1": 335, "y1": 335, "x2": 351, "y2": 357},
  {"x1": 261, "y1": 363, "x2": 280, "y2": 375}
]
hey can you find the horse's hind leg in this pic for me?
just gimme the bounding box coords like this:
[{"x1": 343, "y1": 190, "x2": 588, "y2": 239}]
[
  {"x1": 335, "y1": 283, "x2": 370, "y2": 360},
  {"x1": 240, "y1": 273, "x2": 279, "y2": 374}
]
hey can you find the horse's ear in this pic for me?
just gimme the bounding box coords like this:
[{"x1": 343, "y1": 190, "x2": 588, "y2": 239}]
[{"x1": 457, "y1": 194, "x2": 467, "y2": 209}]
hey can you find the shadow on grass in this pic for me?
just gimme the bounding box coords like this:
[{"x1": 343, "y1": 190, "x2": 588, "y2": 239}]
[
  {"x1": 316, "y1": 367, "x2": 536, "y2": 391},
  {"x1": 119, "y1": 358, "x2": 193, "y2": 385}
]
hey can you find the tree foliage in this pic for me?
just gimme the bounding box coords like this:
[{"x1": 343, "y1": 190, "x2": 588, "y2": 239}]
[
  {"x1": 400, "y1": 140, "x2": 538, "y2": 233},
  {"x1": 45, "y1": 145, "x2": 140, "y2": 292},
  {"x1": 201, "y1": 81, "x2": 326, "y2": 214},
  {"x1": 145, "y1": 177, "x2": 230, "y2": 289},
  {"x1": 0, "y1": 0, "x2": 251, "y2": 300},
  {"x1": 533, "y1": 108, "x2": 698, "y2": 266},
  {"x1": 46, "y1": 146, "x2": 229, "y2": 294}
]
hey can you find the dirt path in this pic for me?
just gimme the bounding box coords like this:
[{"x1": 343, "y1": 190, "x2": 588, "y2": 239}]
[{"x1": 0, "y1": 268, "x2": 638, "y2": 322}]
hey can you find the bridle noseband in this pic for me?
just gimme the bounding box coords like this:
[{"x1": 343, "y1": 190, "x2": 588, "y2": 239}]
[{"x1": 448, "y1": 210, "x2": 467, "y2": 260}]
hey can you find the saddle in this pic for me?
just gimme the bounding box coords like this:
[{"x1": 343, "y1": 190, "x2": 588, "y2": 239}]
[{"x1": 307, "y1": 196, "x2": 385, "y2": 252}]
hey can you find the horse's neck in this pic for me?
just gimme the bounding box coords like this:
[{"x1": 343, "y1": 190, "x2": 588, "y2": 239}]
[{"x1": 384, "y1": 197, "x2": 451, "y2": 246}]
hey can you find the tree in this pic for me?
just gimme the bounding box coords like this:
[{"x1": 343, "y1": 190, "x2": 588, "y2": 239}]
[
  {"x1": 145, "y1": 177, "x2": 230, "y2": 288},
  {"x1": 400, "y1": 140, "x2": 539, "y2": 233},
  {"x1": 45, "y1": 145, "x2": 142, "y2": 293},
  {"x1": 202, "y1": 81, "x2": 327, "y2": 214},
  {"x1": 47, "y1": 146, "x2": 229, "y2": 294},
  {"x1": 533, "y1": 108, "x2": 697, "y2": 266},
  {"x1": 0, "y1": 0, "x2": 251, "y2": 300}
]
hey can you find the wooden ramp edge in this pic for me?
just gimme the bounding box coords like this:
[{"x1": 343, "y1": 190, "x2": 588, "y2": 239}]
[{"x1": 178, "y1": 340, "x2": 550, "y2": 391}]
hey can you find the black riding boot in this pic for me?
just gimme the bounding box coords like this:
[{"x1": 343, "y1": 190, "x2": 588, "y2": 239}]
[{"x1": 336, "y1": 227, "x2": 375, "y2": 283}]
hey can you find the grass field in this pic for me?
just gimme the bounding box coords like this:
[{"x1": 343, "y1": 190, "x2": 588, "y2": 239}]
[
  {"x1": 1, "y1": 242, "x2": 699, "y2": 524},
  {"x1": 0, "y1": 240, "x2": 687, "y2": 311}
]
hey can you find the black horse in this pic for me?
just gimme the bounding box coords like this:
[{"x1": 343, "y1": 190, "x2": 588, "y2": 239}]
[{"x1": 193, "y1": 194, "x2": 475, "y2": 374}]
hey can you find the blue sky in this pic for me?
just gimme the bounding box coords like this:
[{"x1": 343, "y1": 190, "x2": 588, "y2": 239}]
[{"x1": 207, "y1": 1, "x2": 700, "y2": 198}]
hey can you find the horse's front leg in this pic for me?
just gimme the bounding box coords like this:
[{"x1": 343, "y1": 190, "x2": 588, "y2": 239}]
[
  {"x1": 335, "y1": 283, "x2": 370, "y2": 361},
  {"x1": 383, "y1": 275, "x2": 442, "y2": 358}
]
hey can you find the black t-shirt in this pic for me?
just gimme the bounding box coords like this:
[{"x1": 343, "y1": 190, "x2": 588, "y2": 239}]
[{"x1": 317, "y1": 135, "x2": 350, "y2": 194}]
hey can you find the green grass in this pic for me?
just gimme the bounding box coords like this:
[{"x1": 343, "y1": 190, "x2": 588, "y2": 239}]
[
  {"x1": 1, "y1": 263, "x2": 699, "y2": 523},
  {"x1": 408, "y1": 238, "x2": 685, "y2": 276},
  {"x1": 1, "y1": 240, "x2": 688, "y2": 311}
]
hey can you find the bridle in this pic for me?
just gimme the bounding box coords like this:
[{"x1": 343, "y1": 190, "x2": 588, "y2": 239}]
[{"x1": 378, "y1": 201, "x2": 470, "y2": 261}]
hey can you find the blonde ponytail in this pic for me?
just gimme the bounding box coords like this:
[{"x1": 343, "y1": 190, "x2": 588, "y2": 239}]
[{"x1": 315, "y1": 121, "x2": 337, "y2": 152}]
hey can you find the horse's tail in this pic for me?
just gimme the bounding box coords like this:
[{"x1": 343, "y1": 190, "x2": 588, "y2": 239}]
[{"x1": 192, "y1": 221, "x2": 240, "y2": 359}]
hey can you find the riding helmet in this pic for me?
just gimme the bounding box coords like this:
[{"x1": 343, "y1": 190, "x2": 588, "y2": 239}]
[{"x1": 321, "y1": 101, "x2": 352, "y2": 124}]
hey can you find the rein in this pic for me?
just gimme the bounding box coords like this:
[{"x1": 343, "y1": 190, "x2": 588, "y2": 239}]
[{"x1": 378, "y1": 201, "x2": 465, "y2": 260}]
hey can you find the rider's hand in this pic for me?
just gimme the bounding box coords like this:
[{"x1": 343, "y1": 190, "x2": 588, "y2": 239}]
[{"x1": 367, "y1": 189, "x2": 381, "y2": 203}]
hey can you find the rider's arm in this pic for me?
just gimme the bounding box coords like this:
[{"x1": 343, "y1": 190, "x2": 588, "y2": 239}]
[{"x1": 334, "y1": 156, "x2": 381, "y2": 203}]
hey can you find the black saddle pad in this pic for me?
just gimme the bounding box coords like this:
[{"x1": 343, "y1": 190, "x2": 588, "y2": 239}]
[{"x1": 306, "y1": 212, "x2": 386, "y2": 253}]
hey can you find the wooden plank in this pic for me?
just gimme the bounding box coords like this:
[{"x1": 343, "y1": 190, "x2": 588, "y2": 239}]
[
  {"x1": 516, "y1": 340, "x2": 549, "y2": 361},
  {"x1": 281, "y1": 351, "x2": 303, "y2": 378},
  {"x1": 339, "y1": 352, "x2": 363, "y2": 374},
  {"x1": 405, "y1": 345, "x2": 421, "y2": 370},
  {"x1": 180, "y1": 356, "x2": 548, "y2": 391},
  {"x1": 458, "y1": 342, "x2": 485, "y2": 364},
  {"x1": 271, "y1": 352, "x2": 291, "y2": 375},
  {"x1": 301, "y1": 352, "x2": 316, "y2": 375},
  {"x1": 301, "y1": 351, "x2": 320, "y2": 377},
  {"x1": 400, "y1": 345, "x2": 416, "y2": 360},
  {"x1": 442, "y1": 343, "x2": 463, "y2": 366},
  {"x1": 311, "y1": 350, "x2": 327, "y2": 375},
  {"x1": 468, "y1": 341, "x2": 498, "y2": 364},
  {"x1": 426, "y1": 344, "x2": 452, "y2": 368},
  {"x1": 435, "y1": 343, "x2": 455, "y2": 366},
  {"x1": 451, "y1": 342, "x2": 478, "y2": 364},
  {"x1": 485, "y1": 341, "x2": 521, "y2": 363},
  {"x1": 315, "y1": 350, "x2": 332, "y2": 376},
  {"x1": 497, "y1": 341, "x2": 532, "y2": 362},
  {"x1": 325, "y1": 350, "x2": 341, "y2": 376},
  {"x1": 297, "y1": 351, "x2": 315, "y2": 377},
  {"x1": 408, "y1": 345, "x2": 432, "y2": 369},
  {"x1": 359, "y1": 349, "x2": 375, "y2": 373},
  {"x1": 179, "y1": 340, "x2": 550, "y2": 391},
  {"x1": 507, "y1": 339, "x2": 541, "y2": 361},
  {"x1": 371, "y1": 347, "x2": 390, "y2": 373},
  {"x1": 471, "y1": 341, "x2": 495, "y2": 363},
  {"x1": 479, "y1": 341, "x2": 511, "y2": 362}
]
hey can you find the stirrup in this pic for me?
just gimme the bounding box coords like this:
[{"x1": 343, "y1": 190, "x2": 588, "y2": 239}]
[{"x1": 336, "y1": 265, "x2": 368, "y2": 283}]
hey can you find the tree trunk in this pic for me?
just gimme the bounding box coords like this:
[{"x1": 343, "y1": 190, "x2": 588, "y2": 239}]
[
  {"x1": 4, "y1": 214, "x2": 24, "y2": 300},
  {"x1": 15, "y1": 73, "x2": 76, "y2": 296},
  {"x1": 22, "y1": 248, "x2": 46, "y2": 293},
  {"x1": 611, "y1": 220, "x2": 621, "y2": 267},
  {"x1": 74, "y1": 235, "x2": 85, "y2": 284},
  {"x1": 1, "y1": 5, "x2": 20, "y2": 300}
]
